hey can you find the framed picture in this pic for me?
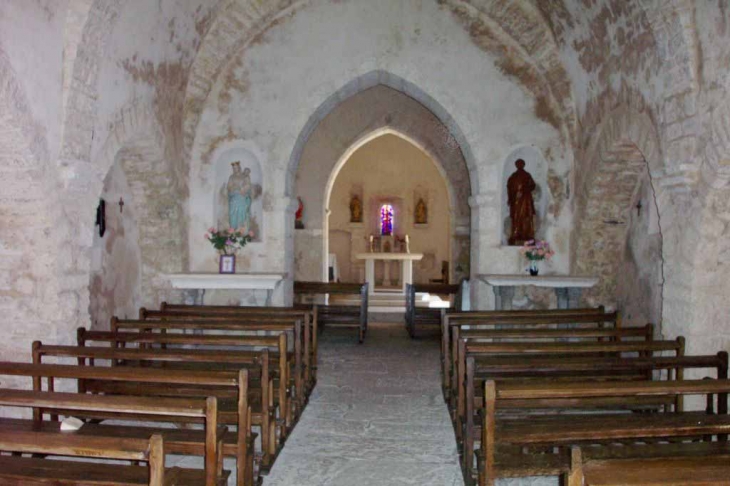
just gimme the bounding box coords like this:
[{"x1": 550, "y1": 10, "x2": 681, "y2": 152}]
[{"x1": 219, "y1": 255, "x2": 236, "y2": 274}]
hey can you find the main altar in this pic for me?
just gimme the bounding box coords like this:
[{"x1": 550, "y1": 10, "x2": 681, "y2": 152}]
[{"x1": 355, "y1": 252, "x2": 424, "y2": 295}]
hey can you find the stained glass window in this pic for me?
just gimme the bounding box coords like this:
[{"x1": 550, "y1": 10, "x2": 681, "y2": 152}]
[{"x1": 380, "y1": 204, "x2": 394, "y2": 236}]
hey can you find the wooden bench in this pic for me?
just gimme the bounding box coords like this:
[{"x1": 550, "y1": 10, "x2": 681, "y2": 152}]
[
  {"x1": 0, "y1": 361, "x2": 255, "y2": 486},
  {"x1": 569, "y1": 444, "x2": 730, "y2": 485},
  {"x1": 478, "y1": 378, "x2": 730, "y2": 486},
  {"x1": 77, "y1": 328, "x2": 297, "y2": 438},
  {"x1": 294, "y1": 281, "x2": 368, "y2": 343},
  {"x1": 147, "y1": 303, "x2": 319, "y2": 383},
  {"x1": 462, "y1": 351, "x2": 727, "y2": 485},
  {"x1": 129, "y1": 312, "x2": 315, "y2": 395},
  {"x1": 0, "y1": 429, "x2": 168, "y2": 485},
  {"x1": 0, "y1": 379, "x2": 229, "y2": 485},
  {"x1": 405, "y1": 283, "x2": 460, "y2": 338},
  {"x1": 442, "y1": 308, "x2": 619, "y2": 394},
  {"x1": 441, "y1": 308, "x2": 621, "y2": 400},
  {"x1": 36, "y1": 339, "x2": 279, "y2": 473},
  {"x1": 450, "y1": 324, "x2": 656, "y2": 415}
]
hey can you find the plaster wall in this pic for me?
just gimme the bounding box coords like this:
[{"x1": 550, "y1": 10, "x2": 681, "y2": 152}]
[{"x1": 328, "y1": 134, "x2": 451, "y2": 284}]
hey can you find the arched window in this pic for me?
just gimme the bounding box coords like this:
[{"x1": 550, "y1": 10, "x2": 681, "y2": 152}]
[{"x1": 380, "y1": 204, "x2": 394, "y2": 235}]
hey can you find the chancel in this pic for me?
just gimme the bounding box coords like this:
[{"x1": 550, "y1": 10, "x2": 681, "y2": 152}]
[{"x1": 2, "y1": 1, "x2": 730, "y2": 485}]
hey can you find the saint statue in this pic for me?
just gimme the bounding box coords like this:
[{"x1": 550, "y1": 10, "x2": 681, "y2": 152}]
[
  {"x1": 414, "y1": 198, "x2": 427, "y2": 224},
  {"x1": 507, "y1": 159, "x2": 536, "y2": 245},
  {"x1": 227, "y1": 161, "x2": 253, "y2": 232},
  {"x1": 350, "y1": 195, "x2": 362, "y2": 223},
  {"x1": 295, "y1": 197, "x2": 304, "y2": 229}
]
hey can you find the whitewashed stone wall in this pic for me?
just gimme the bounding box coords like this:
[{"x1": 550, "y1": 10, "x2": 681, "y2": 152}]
[{"x1": 2, "y1": 0, "x2": 730, "y2": 376}]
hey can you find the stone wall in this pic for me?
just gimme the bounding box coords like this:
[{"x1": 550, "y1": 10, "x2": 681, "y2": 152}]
[{"x1": 3, "y1": 0, "x2": 730, "y2": 372}]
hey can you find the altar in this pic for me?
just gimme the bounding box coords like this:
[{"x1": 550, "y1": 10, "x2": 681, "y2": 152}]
[
  {"x1": 356, "y1": 253, "x2": 423, "y2": 295},
  {"x1": 477, "y1": 274, "x2": 599, "y2": 310},
  {"x1": 166, "y1": 273, "x2": 286, "y2": 306}
]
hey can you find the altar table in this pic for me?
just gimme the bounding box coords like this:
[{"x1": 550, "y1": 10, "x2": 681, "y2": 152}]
[
  {"x1": 166, "y1": 273, "x2": 286, "y2": 306},
  {"x1": 477, "y1": 274, "x2": 599, "y2": 310},
  {"x1": 356, "y1": 253, "x2": 424, "y2": 295}
]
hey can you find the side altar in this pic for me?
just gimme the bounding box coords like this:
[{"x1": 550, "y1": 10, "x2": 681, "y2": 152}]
[
  {"x1": 477, "y1": 274, "x2": 599, "y2": 310},
  {"x1": 166, "y1": 273, "x2": 286, "y2": 306},
  {"x1": 355, "y1": 253, "x2": 423, "y2": 295}
]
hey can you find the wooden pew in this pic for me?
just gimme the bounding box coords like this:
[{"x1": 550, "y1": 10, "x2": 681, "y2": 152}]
[
  {"x1": 0, "y1": 382, "x2": 227, "y2": 486},
  {"x1": 462, "y1": 351, "x2": 727, "y2": 485},
  {"x1": 0, "y1": 361, "x2": 255, "y2": 486},
  {"x1": 0, "y1": 430, "x2": 168, "y2": 486},
  {"x1": 441, "y1": 308, "x2": 617, "y2": 393},
  {"x1": 478, "y1": 378, "x2": 730, "y2": 486},
  {"x1": 127, "y1": 313, "x2": 314, "y2": 395},
  {"x1": 147, "y1": 303, "x2": 319, "y2": 382},
  {"x1": 568, "y1": 444, "x2": 730, "y2": 485},
  {"x1": 450, "y1": 324, "x2": 656, "y2": 415},
  {"x1": 294, "y1": 281, "x2": 369, "y2": 343},
  {"x1": 77, "y1": 328, "x2": 297, "y2": 436},
  {"x1": 36, "y1": 339, "x2": 279, "y2": 472},
  {"x1": 405, "y1": 283, "x2": 460, "y2": 338}
]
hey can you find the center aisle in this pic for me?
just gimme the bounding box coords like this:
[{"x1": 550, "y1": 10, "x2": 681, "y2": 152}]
[{"x1": 264, "y1": 322, "x2": 465, "y2": 485}]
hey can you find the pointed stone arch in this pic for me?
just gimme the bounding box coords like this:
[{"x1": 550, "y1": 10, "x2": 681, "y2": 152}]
[
  {"x1": 573, "y1": 106, "x2": 664, "y2": 324},
  {"x1": 289, "y1": 73, "x2": 474, "y2": 285}
]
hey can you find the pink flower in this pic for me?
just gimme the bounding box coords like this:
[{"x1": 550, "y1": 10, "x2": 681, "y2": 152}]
[
  {"x1": 248, "y1": 231, "x2": 255, "y2": 238},
  {"x1": 204, "y1": 233, "x2": 210, "y2": 240},
  {"x1": 208, "y1": 227, "x2": 216, "y2": 233}
]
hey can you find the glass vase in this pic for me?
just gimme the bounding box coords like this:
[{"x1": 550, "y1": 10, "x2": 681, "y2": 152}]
[{"x1": 528, "y1": 260, "x2": 539, "y2": 276}]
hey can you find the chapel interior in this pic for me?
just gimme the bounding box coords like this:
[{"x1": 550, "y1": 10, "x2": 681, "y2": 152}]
[{"x1": 2, "y1": 1, "x2": 730, "y2": 485}]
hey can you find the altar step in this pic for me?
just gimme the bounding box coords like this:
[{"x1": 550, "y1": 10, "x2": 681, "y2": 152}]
[{"x1": 330, "y1": 293, "x2": 406, "y2": 313}]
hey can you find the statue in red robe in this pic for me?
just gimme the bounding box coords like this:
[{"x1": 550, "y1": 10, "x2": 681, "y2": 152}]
[{"x1": 507, "y1": 159, "x2": 536, "y2": 245}]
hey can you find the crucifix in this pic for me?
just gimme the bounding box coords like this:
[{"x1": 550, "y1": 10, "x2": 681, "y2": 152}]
[
  {"x1": 635, "y1": 200, "x2": 642, "y2": 217},
  {"x1": 119, "y1": 197, "x2": 125, "y2": 213}
]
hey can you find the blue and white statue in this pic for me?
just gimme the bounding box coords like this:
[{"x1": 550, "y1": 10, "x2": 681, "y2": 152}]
[{"x1": 227, "y1": 161, "x2": 252, "y2": 232}]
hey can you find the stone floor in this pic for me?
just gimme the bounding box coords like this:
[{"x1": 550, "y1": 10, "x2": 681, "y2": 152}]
[{"x1": 263, "y1": 321, "x2": 465, "y2": 486}]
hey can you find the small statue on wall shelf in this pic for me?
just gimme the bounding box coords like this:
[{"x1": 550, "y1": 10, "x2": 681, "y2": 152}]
[
  {"x1": 295, "y1": 197, "x2": 304, "y2": 229},
  {"x1": 414, "y1": 198, "x2": 427, "y2": 224},
  {"x1": 507, "y1": 159, "x2": 536, "y2": 245},
  {"x1": 350, "y1": 195, "x2": 363, "y2": 223}
]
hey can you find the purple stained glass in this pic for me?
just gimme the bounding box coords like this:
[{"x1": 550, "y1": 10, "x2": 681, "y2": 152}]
[{"x1": 380, "y1": 204, "x2": 394, "y2": 235}]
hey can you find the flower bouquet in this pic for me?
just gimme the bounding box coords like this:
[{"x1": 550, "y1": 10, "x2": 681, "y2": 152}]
[
  {"x1": 205, "y1": 227, "x2": 254, "y2": 274},
  {"x1": 519, "y1": 240, "x2": 555, "y2": 275}
]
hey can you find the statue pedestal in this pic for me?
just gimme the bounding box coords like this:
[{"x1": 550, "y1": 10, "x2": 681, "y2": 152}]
[
  {"x1": 356, "y1": 253, "x2": 424, "y2": 295},
  {"x1": 477, "y1": 274, "x2": 598, "y2": 310}
]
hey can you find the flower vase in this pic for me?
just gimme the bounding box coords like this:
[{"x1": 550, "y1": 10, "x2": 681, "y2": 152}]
[
  {"x1": 220, "y1": 254, "x2": 236, "y2": 274},
  {"x1": 528, "y1": 260, "x2": 539, "y2": 276}
]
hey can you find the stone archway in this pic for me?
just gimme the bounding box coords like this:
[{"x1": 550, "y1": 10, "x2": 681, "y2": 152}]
[
  {"x1": 573, "y1": 107, "x2": 664, "y2": 328},
  {"x1": 288, "y1": 73, "x2": 474, "y2": 287},
  {"x1": 324, "y1": 130, "x2": 457, "y2": 286},
  {"x1": 87, "y1": 102, "x2": 185, "y2": 328}
]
